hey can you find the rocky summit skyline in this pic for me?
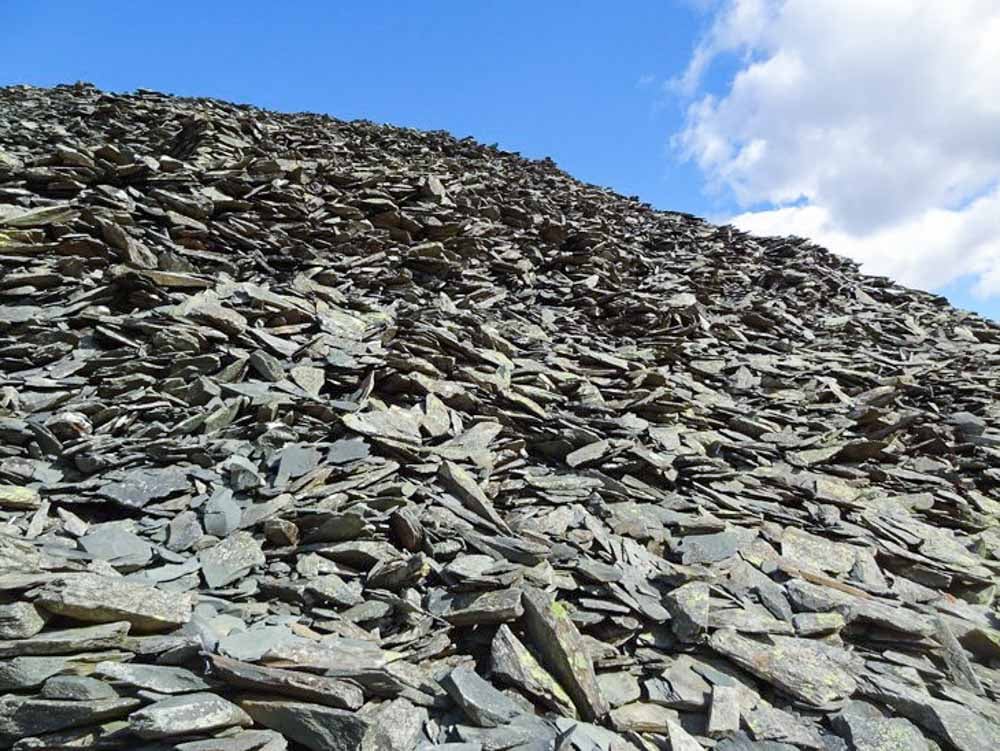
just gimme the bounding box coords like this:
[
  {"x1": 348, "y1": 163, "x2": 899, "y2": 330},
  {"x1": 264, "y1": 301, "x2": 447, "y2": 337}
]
[{"x1": 1, "y1": 83, "x2": 999, "y2": 751}]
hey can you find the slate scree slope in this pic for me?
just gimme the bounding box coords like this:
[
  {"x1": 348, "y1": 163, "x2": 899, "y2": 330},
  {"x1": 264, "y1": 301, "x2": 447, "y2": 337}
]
[{"x1": 0, "y1": 83, "x2": 998, "y2": 751}]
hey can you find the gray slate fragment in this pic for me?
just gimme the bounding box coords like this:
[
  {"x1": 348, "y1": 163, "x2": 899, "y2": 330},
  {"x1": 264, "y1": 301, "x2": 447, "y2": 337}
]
[
  {"x1": 174, "y1": 729, "x2": 289, "y2": 751},
  {"x1": 95, "y1": 660, "x2": 211, "y2": 693},
  {"x1": 240, "y1": 698, "x2": 392, "y2": 751},
  {"x1": 716, "y1": 733, "x2": 797, "y2": 751},
  {"x1": 218, "y1": 626, "x2": 297, "y2": 662},
  {"x1": 439, "y1": 461, "x2": 511, "y2": 533},
  {"x1": 707, "y1": 685, "x2": 742, "y2": 738},
  {"x1": 79, "y1": 523, "x2": 152, "y2": 567},
  {"x1": 710, "y1": 629, "x2": 856, "y2": 709},
  {"x1": 441, "y1": 666, "x2": 523, "y2": 727},
  {"x1": 0, "y1": 656, "x2": 75, "y2": 690},
  {"x1": 491, "y1": 624, "x2": 577, "y2": 717},
  {"x1": 41, "y1": 674, "x2": 118, "y2": 700},
  {"x1": 831, "y1": 701, "x2": 929, "y2": 751},
  {"x1": 198, "y1": 531, "x2": 265, "y2": 588},
  {"x1": 934, "y1": 615, "x2": 984, "y2": 696},
  {"x1": 0, "y1": 695, "x2": 139, "y2": 744},
  {"x1": 97, "y1": 467, "x2": 189, "y2": 509},
  {"x1": 595, "y1": 672, "x2": 641, "y2": 709},
  {"x1": 363, "y1": 697, "x2": 428, "y2": 751},
  {"x1": 208, "y1": 654, "x2": 363, "y2": 709},
  {"x1": 0, "y1": 621, "x2": 130, "y2": 657},
  {"x1": 520, "y1": 587, "x2": 609, "y2": 721},
  {"x1": 129, "y1": 692, "x2": 252, "y2": 739},
  {"x1": 0, "y1": 602, "x2": 47, "y2": 639},
  {"x1": 665, "y1": 581, "x2": 710, "y2": 642},
  {"x1": 203, "y1": 488, "x2": 243, "y2": 537},
  {"x1": 429, "y1": 587, "x2": 524, "y2": 626},
  {"x1": 676, "y1": 528, "x2": 757, "y2": 565},
  {"x1": 744, "y1": 704, "x2": 826, "y2": 749},
  {"x1": 608, "y1": 701, "x2": 680, "y2": 734},
  {"x1": 644, "y1": 659, "x2": 711, "y2": 710},
  {"x1": 858, "y1": 675, "x2": 1000, "y2": 751},
  {"x1": 30, "y1": 574, "x2": 192, "y2": 632},
  {"x1": 168, "y1": 510, "x2": 204, "y2": 552}
]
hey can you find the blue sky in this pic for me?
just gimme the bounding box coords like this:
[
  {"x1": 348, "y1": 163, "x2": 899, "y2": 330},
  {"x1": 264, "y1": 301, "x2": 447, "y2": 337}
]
[{"x1": 2, "y1": 1, "x2": 997, "y2": 320}]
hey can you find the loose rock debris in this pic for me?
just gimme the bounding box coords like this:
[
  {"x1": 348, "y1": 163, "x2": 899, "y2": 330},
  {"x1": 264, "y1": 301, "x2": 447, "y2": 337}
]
[{"x1": 1, "y1": 82, "x2": 999, "y2": 750}]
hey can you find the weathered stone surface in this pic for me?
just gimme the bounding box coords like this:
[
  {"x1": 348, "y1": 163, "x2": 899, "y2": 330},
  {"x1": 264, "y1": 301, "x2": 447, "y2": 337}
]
[
  {"x1": 520, "y1": 587, "x2": 609, "y2": 721},
  {"x1": 0, "y1": 485, "x2": 40, "y2": 509},
  {"x1": 596, "y1": 672, "x2": 641, "y2": 709},
  {"x1": 129, "y1": 693, "x2": 252, "y2": 739},
  {"x1": 440, "y1": 666, "x2": 523, "y2": 728},
  {"x1": 644, "y1": 656, "x2": 712, "y2": 710},
  {"x1": 439, "y1": 461, "x2": 510, "y2": 532},
  {"x1": 41, "y1": 675, "x2": 118, "y2": 701},
  {"x1": 858, "y1": 675, "x2": 1000, "y2": 751},
  {"x1": 491, "y1": 624, "x2": 577, "y2": 717},
  {"x1": 198, "y1": 532, "x2": 265, "y2": 589},
  {"x1": 665, "y1": 581, "x2": 710, "y2": 642},
  {"x1": 203, "y1": 489, "x2": 242, "y2": 537},
  {"x1": 0, "y1": 622, "x2": 130, "y2": 657},
  {"x1": 781, "y1": 528, "x2": 861, "y2": 574},
  {"x1": 609, "y1": 702, "x2": 679, "y2": 734},
  {"x1": 240, "y1": 698, "x2": 391, "y2": 751},
  {"x1": 0, "y1": 602, "x2": 47, "y2": 639},
  {"x1": 707, "y1": 685, "x2": 742, "y2": 739},
  {"x1": 362, "y1": 698, "x2": 427, "y2": 751},
  {"x1": 743, "y1": 704, "x2": 826, "y2": 749},
  {"x1": 95, "y1": 661, "x2": 210, "y2": 693},
  {"x1": 831, "y1": 701, "x2": 929, "y2": 751},
  {"x1": 428, "y1": 587, "x2": 524, "y2": 626},
  {"x1": 0, "y1": 657, "x2": 76, "y2": 691},
  {"x1": 710, "y1": 629, "x2": 856, "y2": 709},
  {"x1": 97, "y1": 467, "x2": 189, "y2": 509},
  {"x1": 173, "y1": 729, "x2": 289, "y2": 751},
  {"x1": 30, "y1": 574, "x2": 191, "y2": 632},
  {"x1": 0, "y1": 695, "x2": 139, "y2": 744},
  {"x1": 208, "y1": 654, "x2": 363, "y2": 709},
  {"x1": 80, "y1": 523, "x2": 152, "y2": 568}
]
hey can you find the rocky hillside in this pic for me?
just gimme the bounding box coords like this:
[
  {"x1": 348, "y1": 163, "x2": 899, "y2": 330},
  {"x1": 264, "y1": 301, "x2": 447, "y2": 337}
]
[{"x1": 1, "y1": 82, "x2": 999, "y2": 751}]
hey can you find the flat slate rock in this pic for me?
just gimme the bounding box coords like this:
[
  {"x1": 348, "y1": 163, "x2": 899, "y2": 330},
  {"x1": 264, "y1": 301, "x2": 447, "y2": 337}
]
[
  {"x1": 95, "y1": 661, "x2": 211, "y2": 693},
  {"x1": 208, "y1": 654, "x2": 363, "y2": 710},
  {"x1": 240, "y1": 698, "x2": 391, "y2": 751},
  {"x1": 129, "y1": 693, "x2": 252, "y2": 739},
  {"x1": 198, "y1": 532, "x2": 265, "y2": 589},
  {"x1": 40, "y1": 674, "x2": 118, "y2": 701},
  {"x1": 0, "y1": 695, "x2": 140, "y2": 744},
  {"x1": 30, "y1": 574, "x2": 192, "y2": 633},
  {"x1": 710, "y1": 629, "x2": 857, "y2": 709},
  {"x1": 440, "y1": 666, "x2": 524, "y2": 728},
  {"x1": 0, "y1": 603, "x2": 47, "y2": 639},
  {"x1": 0, "y1": 621, "x2": 130, "y2": 657}
]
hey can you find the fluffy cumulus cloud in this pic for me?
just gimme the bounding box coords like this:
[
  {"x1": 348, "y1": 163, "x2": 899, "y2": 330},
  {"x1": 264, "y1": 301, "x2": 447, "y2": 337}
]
[{"x1": 673, "y1": 0, "x2": 1000, "y2": 296}]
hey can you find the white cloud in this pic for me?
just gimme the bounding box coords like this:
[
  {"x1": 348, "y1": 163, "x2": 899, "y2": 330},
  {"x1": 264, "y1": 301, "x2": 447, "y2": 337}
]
[{"x1": 674, "y1": 0, "x2": 1000, "y2": 296}]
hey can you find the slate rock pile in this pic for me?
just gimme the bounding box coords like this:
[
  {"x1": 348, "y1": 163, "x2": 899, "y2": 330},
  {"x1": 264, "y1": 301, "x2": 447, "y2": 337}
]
[{"x1": 1, "y1": 82, "x2": 999, "y2": 751}]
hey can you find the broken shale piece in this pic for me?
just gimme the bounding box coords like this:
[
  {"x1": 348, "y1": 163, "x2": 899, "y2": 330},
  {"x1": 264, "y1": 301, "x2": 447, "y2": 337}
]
[
  {"x1": 520, "y1": 587, "x2": 609, "y2": 721},
  {"x1": 440, "y1": 666, "x2": 523, "y2": 728},
  {"x1": 438, "y1": 461, "x2": 511, "y2": 533},
  {"x1": 490, "y1": 624, "x2": 577, "y2": 717}
]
